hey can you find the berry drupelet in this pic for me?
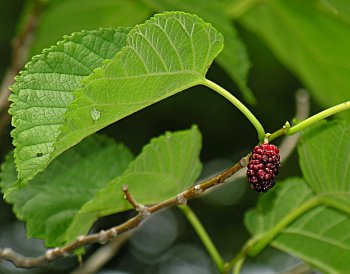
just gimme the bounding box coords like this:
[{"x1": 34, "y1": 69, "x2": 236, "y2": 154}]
[{"x1": 246, "y1": 143, "x2": 281, "y2": 192}]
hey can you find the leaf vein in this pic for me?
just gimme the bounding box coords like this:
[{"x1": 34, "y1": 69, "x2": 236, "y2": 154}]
[
  {"x1": 136, "y1": 29, "x2": 169, "y2": 72},
  {"x1": 282, "y1": 229, "x2": 350, "y2": 250}
]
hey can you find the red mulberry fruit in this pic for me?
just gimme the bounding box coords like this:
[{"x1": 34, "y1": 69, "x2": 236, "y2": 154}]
[{"x1": 247, "y1": 143, "x2": 280, "y2": 192}]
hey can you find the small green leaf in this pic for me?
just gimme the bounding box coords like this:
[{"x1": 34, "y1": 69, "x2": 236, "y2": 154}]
[
  {"x1": 0, "y1": 135, "x2": 133, "y2": 247},
  {"x1": 298, "y1": 120, "x2": 350, "y2": 194},
  {"x1": 239, "y1": 0, "x2": 350, "y2": 114},
  {"x1": 10, "y1": 28, "x2": 130, "y2": 185},
  {"x1": 65, "y1": 126, "x2": 202, "y2": 243},
  {"x1": 142, "y1": 0, "x2": 254, "y2": 103},
  {"x1": 53, "y1": 12, "x2": 223, "y2": 168},
  {"x1": 30, "y1": 0, "x2": 151, "y2": 55},
  {"x1": 245, "y1": 179, "x2": 350, "y2": 274}
]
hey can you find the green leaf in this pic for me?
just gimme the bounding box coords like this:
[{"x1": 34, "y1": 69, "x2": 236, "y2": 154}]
[
  {"x1": 53, "y1": 12, "x2": 223, "y2": 169},
  {"x1": 30, "y1": 0, "x2": 151, "y2": 55},
  {"x1": 0, "y1": 135, "x2": 133, "y2": 247},
  {"x1": 65, "y1": 126, "x2": 202, "y2": 243},
  {"x1": 298, "y1": 120, "x2": 350, "y2": 194},
  {"x1": 143, "y1": 0, "x2": 254, "y2": 103},
  {"x1": 245, "y1": 178, "x2": 350, "y2": 274},
  {"x1": 10, "y1": 28, "x2": 130, "y2": 185},
  {"x1": 238, "y1": 0, "x2": 350, "y2": 114}
]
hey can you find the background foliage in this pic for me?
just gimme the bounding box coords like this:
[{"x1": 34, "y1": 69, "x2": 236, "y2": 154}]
[{"x1": 0, "y1": 0, "x2": 349, "y2": 273}]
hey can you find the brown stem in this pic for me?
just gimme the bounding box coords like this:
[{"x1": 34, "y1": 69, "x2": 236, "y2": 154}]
[
  {"x1": 0, "y1": 154, "x2": 250, "y2": 268},
  {"x1": 122, "y1": 184, "x2": 141, "y2": 210}
]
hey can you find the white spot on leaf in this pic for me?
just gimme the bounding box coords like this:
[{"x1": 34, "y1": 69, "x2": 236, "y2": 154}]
[{"x1": 91, "y1": 108, "x2": 101, "y2": 121}]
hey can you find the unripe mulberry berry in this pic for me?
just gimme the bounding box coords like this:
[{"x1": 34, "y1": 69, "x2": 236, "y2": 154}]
[{"x1": 246, "y1": 143, "x2": 280, "y2": 192}]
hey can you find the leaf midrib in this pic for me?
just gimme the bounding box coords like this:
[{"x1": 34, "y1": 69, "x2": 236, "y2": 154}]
[{"x1": 89, "y1": 70, "x2": 204, "y2": 81}]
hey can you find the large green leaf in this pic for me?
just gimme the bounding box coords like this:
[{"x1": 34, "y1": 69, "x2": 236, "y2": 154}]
[
  {"x1": 53, "y1": 12, "x2": 223, "y2": 168},
  {"x1": 65, "y1": 126, "x2": 202, "y2": 243},
  {"x1": 299, "y1": 120, "x2": 350, "y2": 194},
  {"x1": 0, "y1": 135, "x2": 133, "y2": 247},
  {"x1": 30, "y1": 0, "x2": 151, "y2": 55},
  {"x1": 10, "y1": 28, "x2": 129, "y2": 186},
  {"x1": 245, "y1": 179, "x2": 350, "y2": 274},
  {"x1": 238, "y1": 0, "x2": 350, "y2": 114},
  {"x1": 142, "y1": 0, "x2": 254, "y2": 103}
]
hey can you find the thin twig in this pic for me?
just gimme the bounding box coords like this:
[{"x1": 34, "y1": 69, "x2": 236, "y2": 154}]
[
  {"x1": 122, "y1": 184, "x2": 150, "y2": 218},
  {"x1": 122, "y1": 185, "x2": 141, "y2": 210},
  {"x1": 0, "y1": 154, "x2": 250, "y2": 268}
]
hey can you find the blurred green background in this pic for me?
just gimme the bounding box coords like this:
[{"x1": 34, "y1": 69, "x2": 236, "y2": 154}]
[{"x1": 2, "y1": 0, "x2": 347, "y2": 273}]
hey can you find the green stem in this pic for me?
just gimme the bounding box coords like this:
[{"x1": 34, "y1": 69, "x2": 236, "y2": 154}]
[
  {"x1": 288, "y1": 101, "x2": 350, "y2": 135},
  {"x1": 203, "y1": 79, "x2": 265, "y2": 141},
  {"x1": 178, "y1": 205, "x2": 225, "y2": 273},
  {"x1": 269, "y1": 101, "x2": 350, "y2": 141},
  {"x1": 232, "y1": 257, "x2": 245, "y2": 274}
]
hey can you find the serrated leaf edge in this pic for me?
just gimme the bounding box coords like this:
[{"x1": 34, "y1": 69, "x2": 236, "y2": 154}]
[{"x1": 9, "y1": 27, "x2": 130, "y2": 186}]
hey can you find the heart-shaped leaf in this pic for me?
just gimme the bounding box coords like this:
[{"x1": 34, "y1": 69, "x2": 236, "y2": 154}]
[{"x1": 54, "y1": 12, "x2": 223, "y2": 165}]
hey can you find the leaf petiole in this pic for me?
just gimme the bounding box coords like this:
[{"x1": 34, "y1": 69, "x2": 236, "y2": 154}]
[
  {"x1": 288, "y1": 101, "x2": 350, "y2": 135},
  {"x1": 202, "y1": 79, "x2": 265, "y2": 141}
]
